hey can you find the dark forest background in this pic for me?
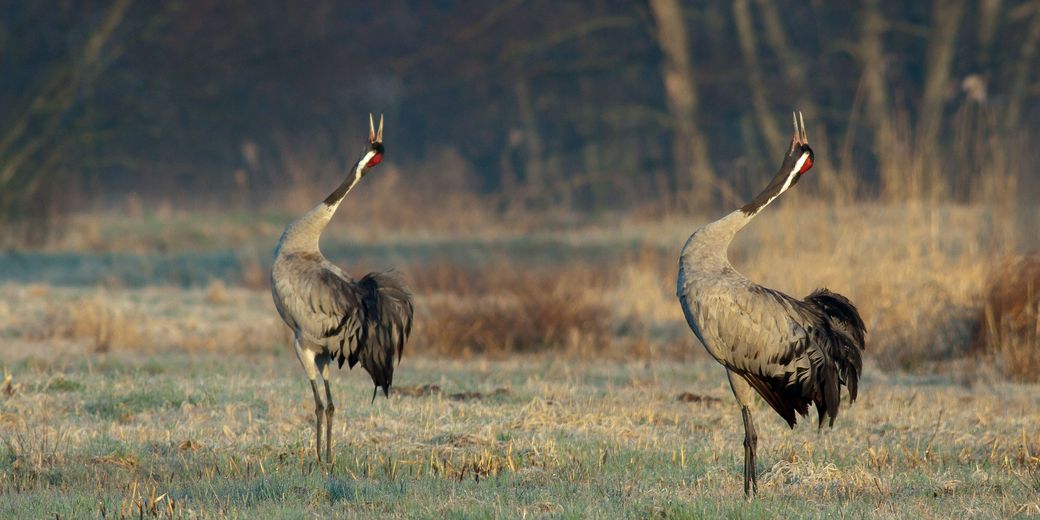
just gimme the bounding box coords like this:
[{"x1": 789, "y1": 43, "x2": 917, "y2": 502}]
[{"x1": 2, "y1": 0, "x2": 1039, "y2": 235}]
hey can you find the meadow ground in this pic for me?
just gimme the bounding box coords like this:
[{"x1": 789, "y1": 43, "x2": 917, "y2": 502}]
[
  {"x1": 0, "y1": 346, "x2": 1038, "y2": 518},
  {"x1": 0, "y1": 343, "x2": 1035, "y2": 517},
  {"x1": 1, "y1": 202, "x2": 1039, "y2": 518}
]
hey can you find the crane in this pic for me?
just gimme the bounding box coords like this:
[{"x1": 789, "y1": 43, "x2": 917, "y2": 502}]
[
  {"x1": 676, "y1": 113, "x2": 866, "y2": 496},
  {"x1": 271, "y1": 114, "x2": 413, "y2": 465}
]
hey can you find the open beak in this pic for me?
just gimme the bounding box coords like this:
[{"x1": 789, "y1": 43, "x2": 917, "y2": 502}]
[
  {"x1": 369, "y1": 113, "x2": 384, "y2": 144},
  {"x1": 791, "y1": 111, "x2": 808, "y2": 148}
]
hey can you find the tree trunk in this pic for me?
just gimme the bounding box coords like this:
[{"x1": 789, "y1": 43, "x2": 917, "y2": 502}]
[
  {"x1": 858, "y1": 0, "x2": 901, "y2": 199},
  {"x1": 919, "y1": 0, "x2": 966, "y2": 145},
  {"x1": 732, "y1": 0, "x2": 785, "y2": 158},
  {"x1": 976, "y1": 0, "x2": 1003, "y2": 69},
  {"x1": 754, "y1": 0, "x2": 841, "y2": 199},
  {"x1": 858, "y1": 0, "x2": 891, "y2": 150},
  {"x1": 0, "y1": 0, "x2": 135, "y2": 235},
  {"x1": 513, "y1": 79, "x2": 545, "y2": 193},
  {"x1": 0, "y1": 0, "x2": 135, "y2": 187},
  {"x1": 648, "y1": 0, "x2": 715, "y2": 208},
  {"x1": 1006, "y1": 4, "x2": 1040, "y2": 131}
]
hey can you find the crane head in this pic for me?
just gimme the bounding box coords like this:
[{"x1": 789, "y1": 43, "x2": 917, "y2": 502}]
[
  {"x1": 359, "y1": 113, "x2": 385, "y2": 171},
  {"x1": 785, "y1": 111, "x2": 814, "y2": 177},
  {"x1": 739, "y1": 111, "x2": 816, "y2": 216}
]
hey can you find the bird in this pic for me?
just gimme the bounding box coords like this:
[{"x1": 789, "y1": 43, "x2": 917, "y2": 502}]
[
  {"x1": 675, "y1": 112, "x2": 866, "y2": 497},
  {"x1": 270, "y1": 114, "x2": 413, "y2": 465}
]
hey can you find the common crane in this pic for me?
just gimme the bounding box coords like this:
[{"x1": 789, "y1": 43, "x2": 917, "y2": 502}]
[
  {"x1": 271, "y1": 114, "x2": 413, "y2": 465},
  {"x1": 676, "y1": 113, "x2": 866, "y2": 496}
]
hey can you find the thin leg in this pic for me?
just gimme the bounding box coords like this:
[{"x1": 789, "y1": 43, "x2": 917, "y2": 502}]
[
  {"x1": 753, "y1": 417, "x2": 759, "y2": 492},
  {"x1": 742, "y1": 412, "x2": 752, "y2": 496},
  {"x1": 293, "y1": 338, "x2": 325, "y2": 464},
  {"x1": 317, "y1": 354, "x2": 335, "y2": 465},
  {"x1": 310, "y1": 379, "x2": 324, "y2": 464},
  {"x1": 727, "y1": 370, "x2": 759, "y2": 498},
  {"x1": 741, "y1": 405, "x2": 758, "y2": 496}
]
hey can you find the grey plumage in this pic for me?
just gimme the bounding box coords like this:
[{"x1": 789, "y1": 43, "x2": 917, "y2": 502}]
[
  {"x1": 270, "y1": 114, "x2": 412, "y2": 465},
  {"x1": 676, "y1": 113, "x2": 866, "y2": 496},
  {"x1": 271, "y1": 254, "x2": 412, "y2": 395}
]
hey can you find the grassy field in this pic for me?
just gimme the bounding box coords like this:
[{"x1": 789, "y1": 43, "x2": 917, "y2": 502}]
[
  {"x1": 1, "y1": 202, "x2": 1039, "y2": 518},
  {"x1": 0, "y1": 347, "x2": 1038, "y2": 518}
]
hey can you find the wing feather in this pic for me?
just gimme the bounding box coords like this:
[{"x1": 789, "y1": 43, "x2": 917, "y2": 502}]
[
  {"x1": 272, "y1": 253, "x2": 413, "y2": 396},
  {"x1": 346, "y1": 271, "x2": 414, "y2": 396},
  {"x1": 688, "y1": 281, "x2": 865, "y2": 428}
]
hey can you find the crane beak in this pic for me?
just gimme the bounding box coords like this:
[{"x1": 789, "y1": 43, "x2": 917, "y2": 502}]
[
  {"x1": 791, "y1": 111, "x2": 809, "y2": 147},
  {"x1": 369, "y1": 113, "x2": 384, "y2": 144}
]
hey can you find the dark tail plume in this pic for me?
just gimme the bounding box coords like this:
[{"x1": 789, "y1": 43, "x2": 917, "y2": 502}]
[
  {"x1": 805, "y1": 288, "x2": 866, "y2": 428},
  {"x1": 348, "y1": 271, "x2": 414, "y2": 399}
]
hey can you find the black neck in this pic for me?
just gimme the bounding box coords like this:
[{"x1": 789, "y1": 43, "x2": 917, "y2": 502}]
[
  {"x1": 740, "y1": 167, "x2": 797, "y2": 216},
  {"x1": 739, "y1": 147, "x2": 808, "y2": 216},
  {"x1": 323, "y1": 160, "x2": 365, "y2": 206}
]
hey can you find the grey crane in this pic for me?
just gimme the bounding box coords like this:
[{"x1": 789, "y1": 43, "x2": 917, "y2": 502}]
[
  {"x1": 676, "y1": 113, "x2": 866, "y2": 496},
  {"x1": 271, "y1": 114, "x2": 413, "y2": 465}
]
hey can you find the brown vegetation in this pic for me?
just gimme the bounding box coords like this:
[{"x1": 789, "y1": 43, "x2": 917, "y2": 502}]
[
  {"x1": 42, "y1": 292, "x2": 143, "y2": 353},
  {"x1": 976, "y1": 254, "x2": 1040, "y2": 382},
  {"x1": 2, "y1": 197, "x2": 1032, "y2": 383},
  {"x1": 1, "y1": 285, "x2": 286, "y2": 356},
  {"x1": 413, "y1": 262, "x2": 614, "y2": 357}
]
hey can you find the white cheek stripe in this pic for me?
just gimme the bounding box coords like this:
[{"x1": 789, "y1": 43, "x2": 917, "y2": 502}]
[
  {"x1": 354, "y1": 151, "x2": 376, "y2": 181},
  {"x1": 786, "y1": 153, "x2": 809, "y2": 187},
  {"x1": 761, "y1": 153, "x2": 809, "y2": 210}
]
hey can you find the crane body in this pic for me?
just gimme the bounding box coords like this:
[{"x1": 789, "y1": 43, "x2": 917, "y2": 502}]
[
  {"x1": 677, "y1": 113, "x2": 866, "y2": 496},
  {"x1": 271, "y1": 115, "x2": 413, "y2": 465}
]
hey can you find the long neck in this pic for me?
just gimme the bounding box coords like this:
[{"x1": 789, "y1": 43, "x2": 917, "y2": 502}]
[
  {"x1": 276, "y1": 151, "x2": 374, "y2": 255},
  {"x1": 681, "y1": 152, "x2": 807, "y2": 260},
  {"x1": 739, "y1": 152, "x2": 807, "y2": 219},
  {"x1": 323, "y1": 150, "x2": 375, "y2": 208}
]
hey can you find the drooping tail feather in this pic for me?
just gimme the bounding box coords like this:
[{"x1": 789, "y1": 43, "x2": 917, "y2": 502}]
[
  {"x1": 804, "y1": 288, "x2": 866, "y2": 428},
  {"x1": 342, "y1": 271, "x2": 414, "y2": 398}
]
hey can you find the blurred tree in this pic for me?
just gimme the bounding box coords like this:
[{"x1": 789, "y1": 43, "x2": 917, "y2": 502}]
[
  {"x1": 0, "y1": 0, "x2": 1038, "y2": 236},
  {"x1": 917, "y1": 0, "x2": 966, "y2": 200},
  {"x1": 733, "y1": 0, "x2": 785, "y2": 157},
  {"x1": 1006, "y1": 2, "x2": 1040, "y2": 131},
  {"x1": 0, "y1": 0, "x2": 134, "y2": 240},
  {"x1": 648, "y1": 0, "x2": 716, "y2": 207},
  {"x1": 753, "y1": 0, "x2": 837, "y2": 191}
]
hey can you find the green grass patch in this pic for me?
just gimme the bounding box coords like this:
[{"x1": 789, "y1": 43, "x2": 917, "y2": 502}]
[
  {"x1": 44, "y1": 376, "x2": 83, "y2": 393},
  {"x1": 84, "y1": 382, "x2": 208, "y2": 420}
]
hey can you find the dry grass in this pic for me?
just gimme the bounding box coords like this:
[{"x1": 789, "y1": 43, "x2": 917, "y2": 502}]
[
  {"x1": 40, "y1": 291, "x2": 143, "y2": 353},
  {"x1": 396, "y1": 199, "x2": 1025, "y2": 377},
  {"x1": 976, "y1": 254, "x2": 1040, "y2": 381},
  {"x1": 0, "y1": 284, "x2": 287, "y2": 355},
  {"x1": 731, "y1": 201, "x2": 999, "y2": 372},
  {"x1": 3, "y1": 200, "x2": 1035, "y2": 381},
  {"x1": 0, "y1": 201, "x2": 1037, "y2": 517},
  {"x1": 0, "y1": 349, "x2": 1037, "y2": 518},
  {"x1": 204, "y1": 278, "x2": 230, "y2": 304},
  {"x1": 412, "y1": 263, "x2": 614, "y2": 357},
  {"x1": 1, "y1": 428, "x2": 67, "y2": 481}
]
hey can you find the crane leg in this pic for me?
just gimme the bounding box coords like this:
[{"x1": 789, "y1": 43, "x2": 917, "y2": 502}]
[
  {"x1": 741, "y1": 405, "x2": 759, "y2": 496},
  {"x1": 727, "y1": 370, "x2": 758, "y2": 497},
  {"x1": 317, "y1": 354, "x2": 335, "y2": 465},
  {"x1": 309, "y1": 379, "x2": 324, "y2": 465},
  {"x1": 293, "y1": 338, "x2": 325, "y2": 464}
]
